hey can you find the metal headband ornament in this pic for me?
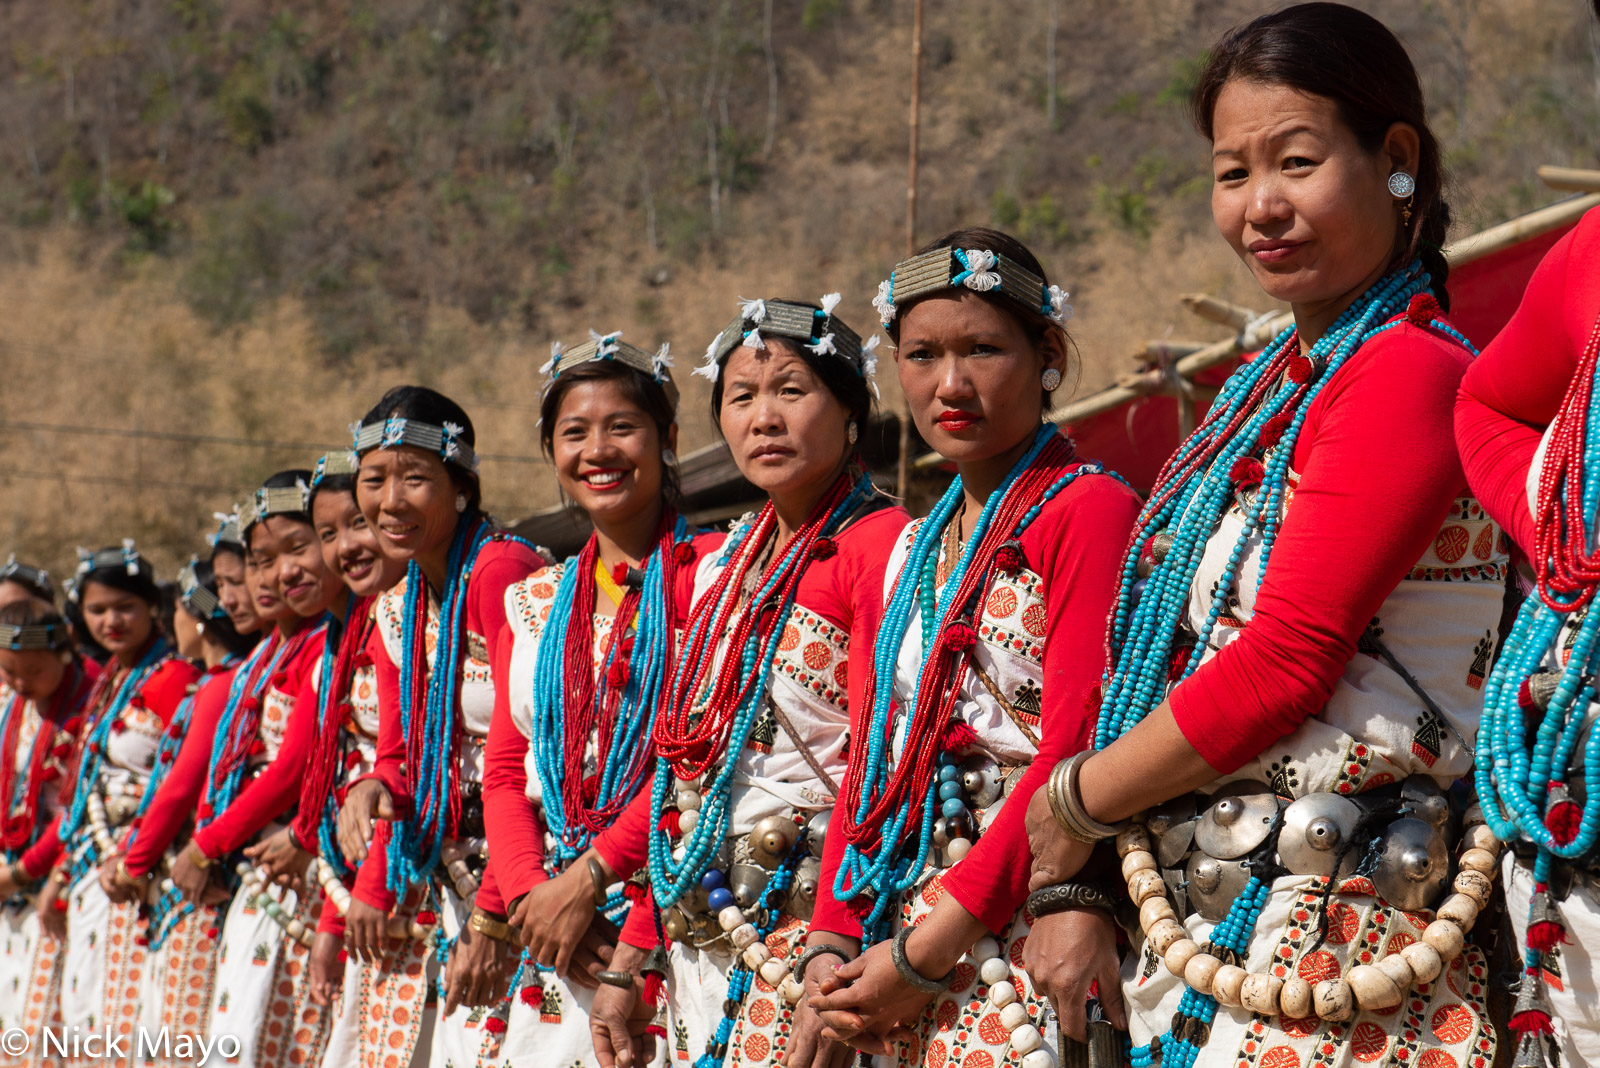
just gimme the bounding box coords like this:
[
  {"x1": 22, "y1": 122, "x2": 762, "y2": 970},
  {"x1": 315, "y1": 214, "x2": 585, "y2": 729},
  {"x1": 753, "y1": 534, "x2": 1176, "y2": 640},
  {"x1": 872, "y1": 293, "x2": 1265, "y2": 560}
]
[
  {"x1": 311, "y1": 450, "x2": 360, "y2": 491},
  {"x1": 207, "y1": 511, "x2": 245, "y2": 550},
  {"x1": 177, "y1": 556, "x2": 229, "y2": 622},
  {"x1": 350, "y1": 416, "x2": 479, "y2": 473},
  {"x1": 0, "y1": 620, "x2": 69, "y2": 652},
  {"x1": 694, "y1": 294, "x2": 882, "y2": 394},
  {"x1": 70, "y1": 540, "x2": 150, "y2": 602},
  {"x1": 541, "y1": 329, "x2": 680, "y2": 409},
  {"x1": 872, "y1": 247, "x2": 1071, "y2": 329},
  {"x1": 0, "y1": 555, "x2": 53, "y2": 600},
  {"x1": 241, "y1": 480, "x2": 311, "y2": 533}
]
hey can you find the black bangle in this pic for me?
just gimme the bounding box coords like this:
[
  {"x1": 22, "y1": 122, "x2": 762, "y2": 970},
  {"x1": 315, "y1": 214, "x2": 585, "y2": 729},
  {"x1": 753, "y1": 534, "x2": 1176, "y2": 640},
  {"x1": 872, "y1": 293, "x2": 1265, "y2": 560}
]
[
  {"x1": 1026, "y1": 882, "x2": 1119, "y2": 918},
  {"x1": 790, "y1": 944, "x2": 852, "y2": 986},
  {"x1": 596, "y1": 970, "x2": 634, "y2": 989},
  {"x1": 890, "y1": 926, "x2": 952, "y2": 994}
]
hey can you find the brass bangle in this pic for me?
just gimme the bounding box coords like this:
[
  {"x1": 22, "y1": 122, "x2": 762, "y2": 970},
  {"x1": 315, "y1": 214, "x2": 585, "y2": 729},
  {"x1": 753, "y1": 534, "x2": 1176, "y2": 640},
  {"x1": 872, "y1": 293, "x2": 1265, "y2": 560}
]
[
  {"x1": 116, "y1": 859, "x2": 143, "y2": 888},
  {"x1": 596, "y1": 970, "x2": 635, "y2": 989},
  {"x1": 188, "y1": 844, "x2": 214, "y2": 870},
  {"x1": 469, "y1": 910, "x2": 517, "y2": 944},
  {"x1": 1049, "y1": 752, "x2": 1125, "y2": 845},
  {"x1": 587, "y1": 856, "x2": 609, "y2": 907}
]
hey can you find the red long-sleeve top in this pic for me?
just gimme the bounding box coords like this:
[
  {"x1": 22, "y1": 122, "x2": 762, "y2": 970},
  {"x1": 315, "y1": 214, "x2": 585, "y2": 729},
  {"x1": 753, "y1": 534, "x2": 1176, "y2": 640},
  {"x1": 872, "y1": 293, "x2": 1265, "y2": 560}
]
[
  {"x1": 482, "y1": 530, "x2": 725, "y2": 906},
  {"x1": 10, "y1": 659, "x2": 101, "y2": 880},
  {"x1": 619, "y1": 503, "x2": 908, "y2": 950},
  {"x1": 121, "y1": 663, "x2": 240, "y2": 878},
  {"x1": 189, "y1": 622, "x2": 328, "y2": 859},
  {"x1": 1167, "y1": 317, "x2": 1479, "y2": 772},
  {"x1": 349, "y1": 537, "x2": 543, "y2": 914},
  {"x1": 812, "y1": 467, "x2": 1142, "y2": 939},
  {"x1": 1455, "y1": 208, "x2": 1600, "y2": 554},
  {"x1": 24, "y1": 655, "x2": 200, "y2": 875}
]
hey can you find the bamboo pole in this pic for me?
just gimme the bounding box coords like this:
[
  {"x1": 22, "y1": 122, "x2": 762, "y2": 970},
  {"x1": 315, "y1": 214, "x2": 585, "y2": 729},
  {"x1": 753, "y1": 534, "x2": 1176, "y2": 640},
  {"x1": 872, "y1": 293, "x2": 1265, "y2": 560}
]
[
  {"x1": 1536, "y1": 165, "x2": 1600, "y2": 194},
  {"x1": 896, "y1": 0, "x2": 924, "y2": 498},
  {"x1": 1179, "y1": 293, "x2": 1266, "y2": 331},
  {"x1": 1443, "y1": 192, "x2": 1600, "y2": 265}
]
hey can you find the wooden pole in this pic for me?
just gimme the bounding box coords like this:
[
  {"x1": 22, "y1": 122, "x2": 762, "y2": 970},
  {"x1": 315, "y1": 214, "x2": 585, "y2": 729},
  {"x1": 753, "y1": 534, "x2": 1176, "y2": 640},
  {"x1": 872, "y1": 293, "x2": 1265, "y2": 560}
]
[
  {"x1": 896, "y1": 0, "x2": 924, "y2": 499},
  {"x1": 1536, "y1": 165, "x2": 1600, "y2": 193}
]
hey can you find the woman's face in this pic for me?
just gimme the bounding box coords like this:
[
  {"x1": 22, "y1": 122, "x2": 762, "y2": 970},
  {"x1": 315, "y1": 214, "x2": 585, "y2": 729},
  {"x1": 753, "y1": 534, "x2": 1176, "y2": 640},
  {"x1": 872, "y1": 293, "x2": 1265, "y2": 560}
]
[
  {"x1": 356, "y1": 446, "x2": 463, "y2": 564},
  {"x1": 173, "y1": 602, "x2": 206, "y2": 660},
  {"x1": 253, "y1": 516, "x2": 339, "y2": 620},
  {"x1": 211, "y1": 551, "x2": 261, "y2": 636},
  {"x1": 718, "y1": 342, "x2": 853, "y2": 503},
  {"x1": 1209, "y1": 79, "x2": 1417, "y2": 314},
  {"x1": 895, "y1": 291, "x2": 1061, "y2": 466},
  {"x1": 244, "y1": 526, "x2": 296, "y2": 627},
  {"x1": 313, "y1": 490, "x2": 405, "y2": 599},
  {"x1": 0, "y1": 648, "x2": 67, "y2": 702},
  {"x1": 78, "y1": 581, "x2": 155, "y2": 658},
  {"x1": 550, "y1": 379, "x2": 674, "y2": 531}
]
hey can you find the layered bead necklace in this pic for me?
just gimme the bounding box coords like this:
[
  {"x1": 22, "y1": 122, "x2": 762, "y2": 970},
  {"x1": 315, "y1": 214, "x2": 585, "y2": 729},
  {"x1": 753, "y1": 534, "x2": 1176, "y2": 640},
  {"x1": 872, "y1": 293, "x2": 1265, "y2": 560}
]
[
  {"x1": 1094, "y1": 267, "x2": 1466, "y2": 1068},
  {"x1": 301, "y1": 598, "x2": 376, "y2": 878},
  {"x1": 0, "y1": 663, "x2": 89, "y2": 860},
  {"x1": 199, "y1": 624, "x2": 314, "y2": 828},
  {"x1": 386, "y1": 516, "x2": 530, "y2": 893},
  {"x1": 58, "y1": 637, "x2": 173, "y2": 881},
  {"x1": 532, "y1": 513, "x2": 692, "y2": 871},
  {"x1": 1476, "y1": 312, "x2": 1600, "y2": 1068},
  {"x1": 834, "y1": 424, "x2": 1111, "y2": 941},
  {"x1": 647, "y1": 468, "x2": 875, "y2": 907}
]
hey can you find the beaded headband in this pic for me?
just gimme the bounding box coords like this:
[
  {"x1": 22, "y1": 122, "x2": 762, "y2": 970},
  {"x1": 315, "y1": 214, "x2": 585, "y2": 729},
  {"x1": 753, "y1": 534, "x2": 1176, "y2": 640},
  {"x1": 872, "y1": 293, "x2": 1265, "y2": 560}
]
[
  {"x1": 694, "y1": 294, "x2": 881, "y2": 392},
  {"x1": 350, "y1": 416, "x2": 479, "y2": 473},
  {"x1": 542, "y1": 330, "x2": 680, "y2": 409},
  {"x1": 872, "y1": 247, "x2": 1071, "y2": 329},
  {"x1": 177, "y1": 557, "x2": 229, "y2": 622},
  {"x1": 311, "y1": 450, "x2": 360, "y2": 491},
  {"x1": 207, "y1": 511, "x2": 245, "y2": 551},
  {"x1": 0, "y1": 556, "x2": 53, "y2": 601},
  {"x1": 69, "y1": 540, "x2": 151, "y2": 602},
  {"x1": 241, "y1": 480, "x2": 311, "y2": 533},
  {"x1": 0, "y1": 619, "x2": 69, "y2": 652}
]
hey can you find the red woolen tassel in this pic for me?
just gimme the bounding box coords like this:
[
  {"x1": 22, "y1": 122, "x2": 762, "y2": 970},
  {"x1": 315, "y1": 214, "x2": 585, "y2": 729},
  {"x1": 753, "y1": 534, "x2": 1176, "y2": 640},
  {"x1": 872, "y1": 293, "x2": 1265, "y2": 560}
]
[
  {"x1": 1406, "y1": 292, "x2": 1442, "y2": 327},
  {"x1": 1287, "y1": 355, "x2": 1315, "y2": 383},
  {"x1": 1167, "y1": 644, "x2": 1192, "y2": 682},
  {"x1": 945, "y1": 622, "x2": 977, "y2": 652},
  {"x1": 249, "y1": 739, "x2": 267, "y2": 756},
  {"x1": 645, "y1": 1023, "x2": 667, "y2": 1040},
  {"x1": 657, "y1": 810, "x2": 681, "y2": 837},
  {"x1": 135, "y1": 934, "x2": 149, "y2": 946},
  {"x1": 1229, "y1": 457, "x2": 1265, "y2": 487},
  {"x1": 611, "y1": 562, "x2": 632, "y2": 587},
  {"x1": 642, "y1": 972, "x2": 667, "y2": 1008},
  {"x1": 337, "y1": 949, "x2": 348, "y2": 963},
  {"x1": 345, "y1": 752, "x2": 364, "y2": 770},
  {"x1": 40, "y1": 766, "x2": 59, "y2": 782},
  {"x1": 484, "y1": 1016, "x2": 507, "y2": 1035},
  {"x1": 624, "y1": 881, "x2": 649, "y2": 904},
  {"x1": 993, "y1": 543, "x2": 1025, "y2": 574},
  {"x1": 1527, "y1": 922, "x2": 1567, "y2": 953},
  {"x1": 63, "y1": 717, "x2": 82, "y2": 735},
  {"x1": 1519, "y1": 677, "x2": 1537, "y2": 710},
  {"x1": 1259, "y1": 412, "x2": 1294, "y2": 449},
  {"x1": 673, "y1": 542, "x2": 697, "y2": 566},
  {"x1": 810, "y1": 538, "x2": 837, "y2": 561},
  {"x1": 1548, "y1": 800, "x2": 1583, "y2": 846},
  {"x1": 1509, "y1": 1009, "x2": 1555, "y2": 1036},
  {"x1": 941, "y1": 720, "x2": 979, "y2": 754},
  {"x1": 606, "y1": 658, "x2": 629, "y2": 688},
  {"x1": 158, "y1": 751, "x2": 174, "y2": 765},
  {"x1": 52, "y1": 742, "x2": 73, "y2": 759},
  {"x1": 520, "y1": 985, "x2": 543, "y2": 1006},
  {"x1": 110, "y1": 719, "x2": 127, "y2": 734},
  {"x1": 52, "y1": 899, "x2": 68, "y2": 913},
  {"x1": 205, "y1": 926, "x2": 221, "y2": 940},
  {"x1": 414, "y1": 910, "x2": 437, "y2": 926}
]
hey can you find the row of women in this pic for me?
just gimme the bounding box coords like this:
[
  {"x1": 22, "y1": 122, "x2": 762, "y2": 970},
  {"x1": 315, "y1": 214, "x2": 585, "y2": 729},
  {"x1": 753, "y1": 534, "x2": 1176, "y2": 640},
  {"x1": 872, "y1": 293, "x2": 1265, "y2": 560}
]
[{"x1": 2, "y1": 4, "x2": 1599, "y2": 1067}]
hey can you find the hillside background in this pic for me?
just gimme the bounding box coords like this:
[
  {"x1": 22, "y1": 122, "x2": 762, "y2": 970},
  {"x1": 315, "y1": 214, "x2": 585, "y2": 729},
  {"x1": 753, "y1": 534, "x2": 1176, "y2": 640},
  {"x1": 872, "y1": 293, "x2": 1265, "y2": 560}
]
[{"x1": 0, "y1": 0, "x2": 1595, "y2": 579}]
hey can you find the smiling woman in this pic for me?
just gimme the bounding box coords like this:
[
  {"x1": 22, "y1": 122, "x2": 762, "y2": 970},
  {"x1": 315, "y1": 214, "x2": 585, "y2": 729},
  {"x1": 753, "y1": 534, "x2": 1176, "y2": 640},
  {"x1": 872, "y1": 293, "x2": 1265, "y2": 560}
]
[{"x1": 1020, "y1": 6, "x2": 1510, "y2": 1068}]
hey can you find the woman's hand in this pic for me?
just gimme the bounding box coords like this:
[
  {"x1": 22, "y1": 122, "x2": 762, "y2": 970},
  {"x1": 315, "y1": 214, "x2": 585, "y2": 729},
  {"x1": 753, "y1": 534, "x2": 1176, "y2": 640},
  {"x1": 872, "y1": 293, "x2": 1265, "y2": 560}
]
[
  {"x1": 246, "y1": 828, "x2": 311, "y2": 888},
  {"x1": 1022, "y1": 907, "x2": 1127, "y2": 1042},
  {"x1": 170, "y1": 842, "x2": 214, "y2": 906},
  {"x1": 513, "y1": 851, "x2": 611, "y2": 978},
  {"x1": 36, "y1": 877, "x2": 66, "y2": 940},
  {"x1": 308, "y1": 930, "x2": 345, "y2": 1007},
  {"x1": 345, "y1": 897, "x2": 390, "y2": 964},
  {"x1": 1025, "y1": 787, "x2": 1095, "y2": 891},
  {"x1": 99, "y1": 856, "x2": 140, "y2": 905},
  {"x1": 809, "y1": 938, "x2": 933, "y2": 1057},
  {"x1": 0, "y1": 863, "x2": 20, "y2": 899},
  {"x1": 336, "y1": 780, "x2": 394, "y2": 866},
  {"x1": 590, "y1": 941, "x2": 656, "y2": 1068},
  {"x1": 441, "y1": 918, "x2": 511, "y2": 1018},
  {"x1": 785, "y1": 942, "x2": 858, "y2": 1068}
]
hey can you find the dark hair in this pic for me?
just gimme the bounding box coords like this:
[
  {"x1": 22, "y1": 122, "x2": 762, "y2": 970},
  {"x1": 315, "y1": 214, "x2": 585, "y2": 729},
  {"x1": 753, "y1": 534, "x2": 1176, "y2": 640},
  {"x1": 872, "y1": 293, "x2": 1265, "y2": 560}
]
[
  {"x1": 1191, "y1": 2, "x2": 1452, "y2": 308},
  {"x1": 359, "y1": 385, "x2": 483, "y2": 513},
  {"x1": 539, "y1": 360, "x2": 683, "y2": 507},
  {"x1": 76, "y1": 550, "x2": 162, "y2": 608},
  {"x1": 308, "y1": 473, "x2": 356, "y2": 515},
  {"x1": 209, "y1": 540, "x2": 246, "y2": 565},
  {"x1": 247, "y1": 468, "x2": 316, "y2": 550},
  {"x1": 181, "y1": 559, "x2": 256, "y2": 658},
  {"x1": 708, "y1": 312, "x2": 875, "y2": 434},
  {"x1": 889, "y1": 226, "x2": 1078, "y2": 404},
  {"x1": 0, "y1": 599, "x2": 71, "y2": 642}
]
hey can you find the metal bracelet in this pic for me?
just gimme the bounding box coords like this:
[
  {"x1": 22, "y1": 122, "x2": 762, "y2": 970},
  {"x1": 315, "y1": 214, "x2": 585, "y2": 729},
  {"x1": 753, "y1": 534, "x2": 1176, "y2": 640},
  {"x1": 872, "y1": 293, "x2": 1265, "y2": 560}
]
[
  {"x1": 890, "y1": 926, "x2": 952, "y2": 994},
  {"x1": 1049, "y1": 752, "x2": 1124, "y2": 844},
  {"x1": 790, "y1": 944, "x2": 852, "y2": 986},
  {"x1": 1026, "y1": 882, "x2": 1118, "y2": 918},
  {"x1": 587, "y1": 857, "x2": 609, "y2": 907},
  {"x1": 469, "y1": 910, "x2": 517, "y2": 944},
  {"x1": 596, "y1": 970, "x2": 635, "y2": 989}
]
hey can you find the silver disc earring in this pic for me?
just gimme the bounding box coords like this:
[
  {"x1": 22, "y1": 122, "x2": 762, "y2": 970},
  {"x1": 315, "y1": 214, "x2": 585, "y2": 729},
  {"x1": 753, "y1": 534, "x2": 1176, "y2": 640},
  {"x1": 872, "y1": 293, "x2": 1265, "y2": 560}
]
[
  {"x1": 1386, "y1": 172, "x2": 1416, "y2": 199},
  {"x1": 455, "y1": 493, "x2": 468, "y2": 513},
  {"x1": 847, "y1": 422, "x2": 859, "y2": 446},
  {"x1": 1041, "y1": 368, "x2": 1062, "y2": 392},
  {"x1": 662, "y1": 448, "x2": 679, "y2": 467}
]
